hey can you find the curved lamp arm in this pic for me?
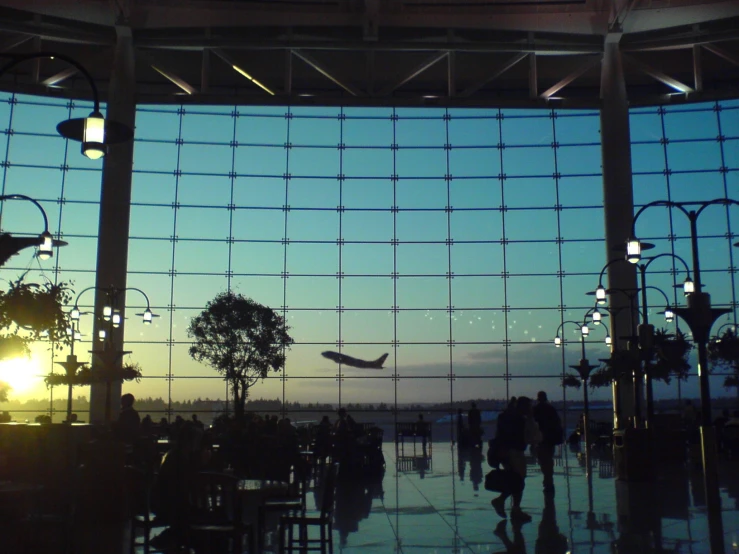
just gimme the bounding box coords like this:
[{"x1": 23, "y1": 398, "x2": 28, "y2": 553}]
[
  {"x1": 70, "y1": 286, "x2": 156, "y2": 325},
  {"x1": 0, "y1": 52, "x2": 100, "y2": 111}
]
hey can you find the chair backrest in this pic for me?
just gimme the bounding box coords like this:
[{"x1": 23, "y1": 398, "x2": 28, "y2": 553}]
[
  {"x1": 319, "y1": 463, "x2": 339, "y2": 519},
  {"x1": 192, "y1": 472, "x2": 240, "y2": 523}
]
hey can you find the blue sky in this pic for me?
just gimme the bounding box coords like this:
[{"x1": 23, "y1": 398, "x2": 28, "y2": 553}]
[{"x1": 0, "y1": 95, "x2": 738, "y2": 410}]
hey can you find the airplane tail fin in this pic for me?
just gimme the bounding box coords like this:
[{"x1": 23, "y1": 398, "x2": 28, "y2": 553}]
[{"x1": 374, "y1": 353, "x2": 389, "y2": 368}]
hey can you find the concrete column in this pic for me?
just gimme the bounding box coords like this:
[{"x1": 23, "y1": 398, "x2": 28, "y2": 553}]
[
  {"x1": 600, "y1": 40, "x2": 640, "y2": 429},
  {"x1": 89, "y1": 29, "x2": 136, "y2": 424}
]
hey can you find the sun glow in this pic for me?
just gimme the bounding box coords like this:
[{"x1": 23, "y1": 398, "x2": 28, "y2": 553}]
[{"x1": 0, "y1": 357, "x2": 43, "y2": 395}]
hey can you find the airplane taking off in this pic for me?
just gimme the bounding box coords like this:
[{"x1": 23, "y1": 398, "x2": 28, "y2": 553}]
[{"x1": 321, "y1": 351, "x2": 389, "y2": 369}]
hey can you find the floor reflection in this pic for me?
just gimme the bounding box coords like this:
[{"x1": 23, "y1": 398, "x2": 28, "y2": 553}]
[{"x1": 134, "y1": 441, "x2": 739, "y2": 553}]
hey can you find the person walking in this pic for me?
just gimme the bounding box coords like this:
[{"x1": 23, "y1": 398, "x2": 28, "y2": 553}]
[
  {"x1": 533, "y1": 391, "x2": 562, "y2": 494},
  {"x1": 490, "y1": 396, "x2": 535, "y2": 522}
]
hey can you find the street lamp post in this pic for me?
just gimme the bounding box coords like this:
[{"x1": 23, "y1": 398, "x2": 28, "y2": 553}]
[
  {"x1": 628, "y1": 198, "x2": 738, "y2": 554},
  {"x1": 0, "y1": 194, "x2": 67, "y2": 266},
  {"x1": 55, "y1": 318, "x2": 87, "y2": 423},
  {"x1": 594, "y1": 254, "x2": 692, "y2": 426},
  {"x1": 0, "y1": 51, "x2": 134, "y2": 159},
  {"x1": 554, "y1": 311, "x2": 611, "y2": 473},
  {"x1": 70, "y1": 285, "x2": 157, "y2": 422}
]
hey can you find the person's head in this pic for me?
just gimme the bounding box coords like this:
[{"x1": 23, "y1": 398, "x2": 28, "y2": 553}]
[
  {"x1": 321, "y1": 415, "x2": 330, "y2": 424},
  {"x1": 121, "y1": 393, "x2": 135, "y2": 409},
  {"x1": 517, "y1": 396, "x2": 532, "y2": 415},
  {"x1": 337, "y1": 408, "x2": 347, "y2": 419},
  {"x1": 537, "y1": 391, "x2": 548, "y2": 403},
  {"x1": 70, "y1": 413, "x2": 78, "y2": 422}
]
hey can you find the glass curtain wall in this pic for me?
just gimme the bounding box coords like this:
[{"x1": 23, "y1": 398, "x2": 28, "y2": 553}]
[{"x1": 0, "y1": 94, "x2": 737, "y2": 422}]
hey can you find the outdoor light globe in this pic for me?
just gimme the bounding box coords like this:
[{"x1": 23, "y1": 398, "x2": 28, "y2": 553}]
[
  {"x1": 74, "y1": 330, "x2": 81, "y2": 341},
  {"x1": 664, "y1": 307, "x2": 674, "y2": 323},
  {"x1": 37, "y1": 231, "x2": 53, "y2": 260},
  {"x1": 143, "y1": 308, "x2": 153, "y2": 324},
  {"x1": 605, "y1": 335, "x2": 612, "y2": 346},
  {"x1": 595, "y1": 285, "x2": 607, "y2": 305},
  {"x1": 103, "y1": 305, "x2": 112, "y2": 321},
  {"x1": 112, "y1": 312, "x2": 121, "y2": 328},
  {"x1": 82, "y1": 112, "x2": 106, "y2": 160},
  {"x1": 554, "y1": 336, "x2": 561, "y2": 347},
  {"x1": 71, "y1": 307, "x2": 80, "y2": 321},
  {"x1": 581, "y1": 324, "x2": 589, "y2": 336},
  {"x1": 98, "y1": 329, "x2": 106, "y2": 340},
  {"x1": 626, "y1": 239, "x2": 641, "y2": 264},
  {"x1": 592, "y1": 310, "x2": 602, "y2": 325},
  {"x1": 683, "y1": 278, "x2": 695, "y2": 295}
]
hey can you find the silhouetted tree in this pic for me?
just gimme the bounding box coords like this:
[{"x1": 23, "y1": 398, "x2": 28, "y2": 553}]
[{"x1": 187, "y1": 292, "x2": 294, "y2": 420}]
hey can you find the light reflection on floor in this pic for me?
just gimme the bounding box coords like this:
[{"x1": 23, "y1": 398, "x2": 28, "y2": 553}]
[{"x1": 144, "y1": 441, "x2": 739, "y2": 553}]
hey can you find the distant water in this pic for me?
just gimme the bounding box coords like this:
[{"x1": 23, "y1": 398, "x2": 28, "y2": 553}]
[{"x1": 435, "y1": 410, "x2": 499, "y2": 423}]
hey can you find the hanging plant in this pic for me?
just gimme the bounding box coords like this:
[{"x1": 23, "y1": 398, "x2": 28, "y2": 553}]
[
  {"x1": 0, "y1": 273, "x2": 73, "y2": 345},
  {"x1": 562, "y1": 373, "x2": 581, "y2": 389},
  {"x1": 650, "y1": 328, "x2": 692, "y2": 384},
  {"x1": 590, "y1": 349, "x2": 640, "y2": 389},
  {"x1": 45, "y1": 361, "x2": 142, "y2": 388},
  {"x1": 708, "y1": 327, "x2": 739, "y2": 392},
  {"x1": 75, "y1": 362, "x2": 143, "y2": 385}
]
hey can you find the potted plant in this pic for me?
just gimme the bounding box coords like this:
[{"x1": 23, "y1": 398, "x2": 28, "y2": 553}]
[
  {"x1": 650, "y1": 328, "x2": 692, "y2": 384},
  {"x1": 0, "y1": 273, "x2": 73, "y2": 344},
  {"x1": 708, "y1": 327, "x2": 739, "y2": 400}
]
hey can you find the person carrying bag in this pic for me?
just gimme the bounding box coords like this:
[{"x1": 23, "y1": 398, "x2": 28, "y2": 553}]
[{"x1": 488, "y1": 396, "x2": 536, "y2": 522}]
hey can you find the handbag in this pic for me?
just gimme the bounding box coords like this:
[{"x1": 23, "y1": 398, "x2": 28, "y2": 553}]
[{"x1": 484, "y1": 468, "x2": 524, "y2": 495}]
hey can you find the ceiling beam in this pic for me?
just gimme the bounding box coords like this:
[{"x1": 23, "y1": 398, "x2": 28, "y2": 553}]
[
  {"x1": 458, "y1": 52, "x2": 527, "y2": 98},
  {"x1": 291, "y1": 49, "x2": 362, "y2": 97},
  {"x1": 623, "y1": 54, "x2": 693, "y2": 94},
  {"x1": 703, "y1": 43, "x2": 739, "y2": 67},
  {"x1": 134, "y1": 36, "x2": 602, "y2": 55},
  {"x1": 212, "y1": 48, "x2": 275, "y2": 96},
  {"x1": 379, "y1": 51, "x2": 447, "y2": 96},
  {"x1": 540, "y1": 55, "x2": 602, "y2": 99}
]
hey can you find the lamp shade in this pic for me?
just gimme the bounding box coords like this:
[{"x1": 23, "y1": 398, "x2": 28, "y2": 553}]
[
  {"x1": 56, "y1": 111, "x2": 133, "y2": 160},
  {"x1": 82, "y1": 113, "x2": 105, "y2": 160},
  {"x1": 626, "y1": 239, "x2": 641, "y2": 264},
  {"x1": 37, "y1": 231, "x2": 53, "y2": 260},
  {"x1": 664, "y1": 307, "x2": 674, "y2": 323},
  {"x1": 70, "y1": 307, "x2": 80, "y2": 321},
  {"x1": 595, "y1": 285, "x2": 607, "y2": 305},
  {"x1": 592, "y1": 310, "x2": 602, "y2": 325},
  {"x1": 554, "y1": 336, "x2": 561, "y2": 347},
  {"x1": 683, "y1": 278, "x2": 694, "y2": 295},
  {"x1": 143, "y1": 308, "x2": 153, "y2": 324},
  {"x1": 103, "y1": 305, "x2": 112, "y2": 321},
  {"x1": 581, "y1": 324, "x2": 589, "y2": 336},
  {"x1": 605, "y1": 335, "x2": 612, "y2": 346}
]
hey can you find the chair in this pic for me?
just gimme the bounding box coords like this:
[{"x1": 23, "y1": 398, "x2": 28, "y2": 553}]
[
  {"x1": 188, "y1": 472, "x2": 255, "y2": 554},
  {"x1": 126, "y1": 466, "x2": 156, "y2": 554},
  {"x1": 257, "y1": 464, "x2": 308, "y2": 550},
  {"x1": 279, "y1": 463, "x2": 338, "y2": 554}
]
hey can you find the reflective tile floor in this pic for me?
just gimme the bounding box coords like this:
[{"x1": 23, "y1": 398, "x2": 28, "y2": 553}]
[{"x1": 145, "y1": 442, "x2": 739, "y2": 553}]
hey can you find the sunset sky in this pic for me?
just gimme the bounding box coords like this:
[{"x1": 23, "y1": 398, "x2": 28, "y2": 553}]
[{"x1": 0, "y1": 94, "x2": 738, "y2": 412}]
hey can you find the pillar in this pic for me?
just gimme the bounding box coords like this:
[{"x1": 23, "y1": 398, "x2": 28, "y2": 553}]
[
  {"x1": 600, "y1": 39, "x2": 640, "y2": 429},
  {"x1": 89, "y1": 28, "x2": 136, "y2": 424}
]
